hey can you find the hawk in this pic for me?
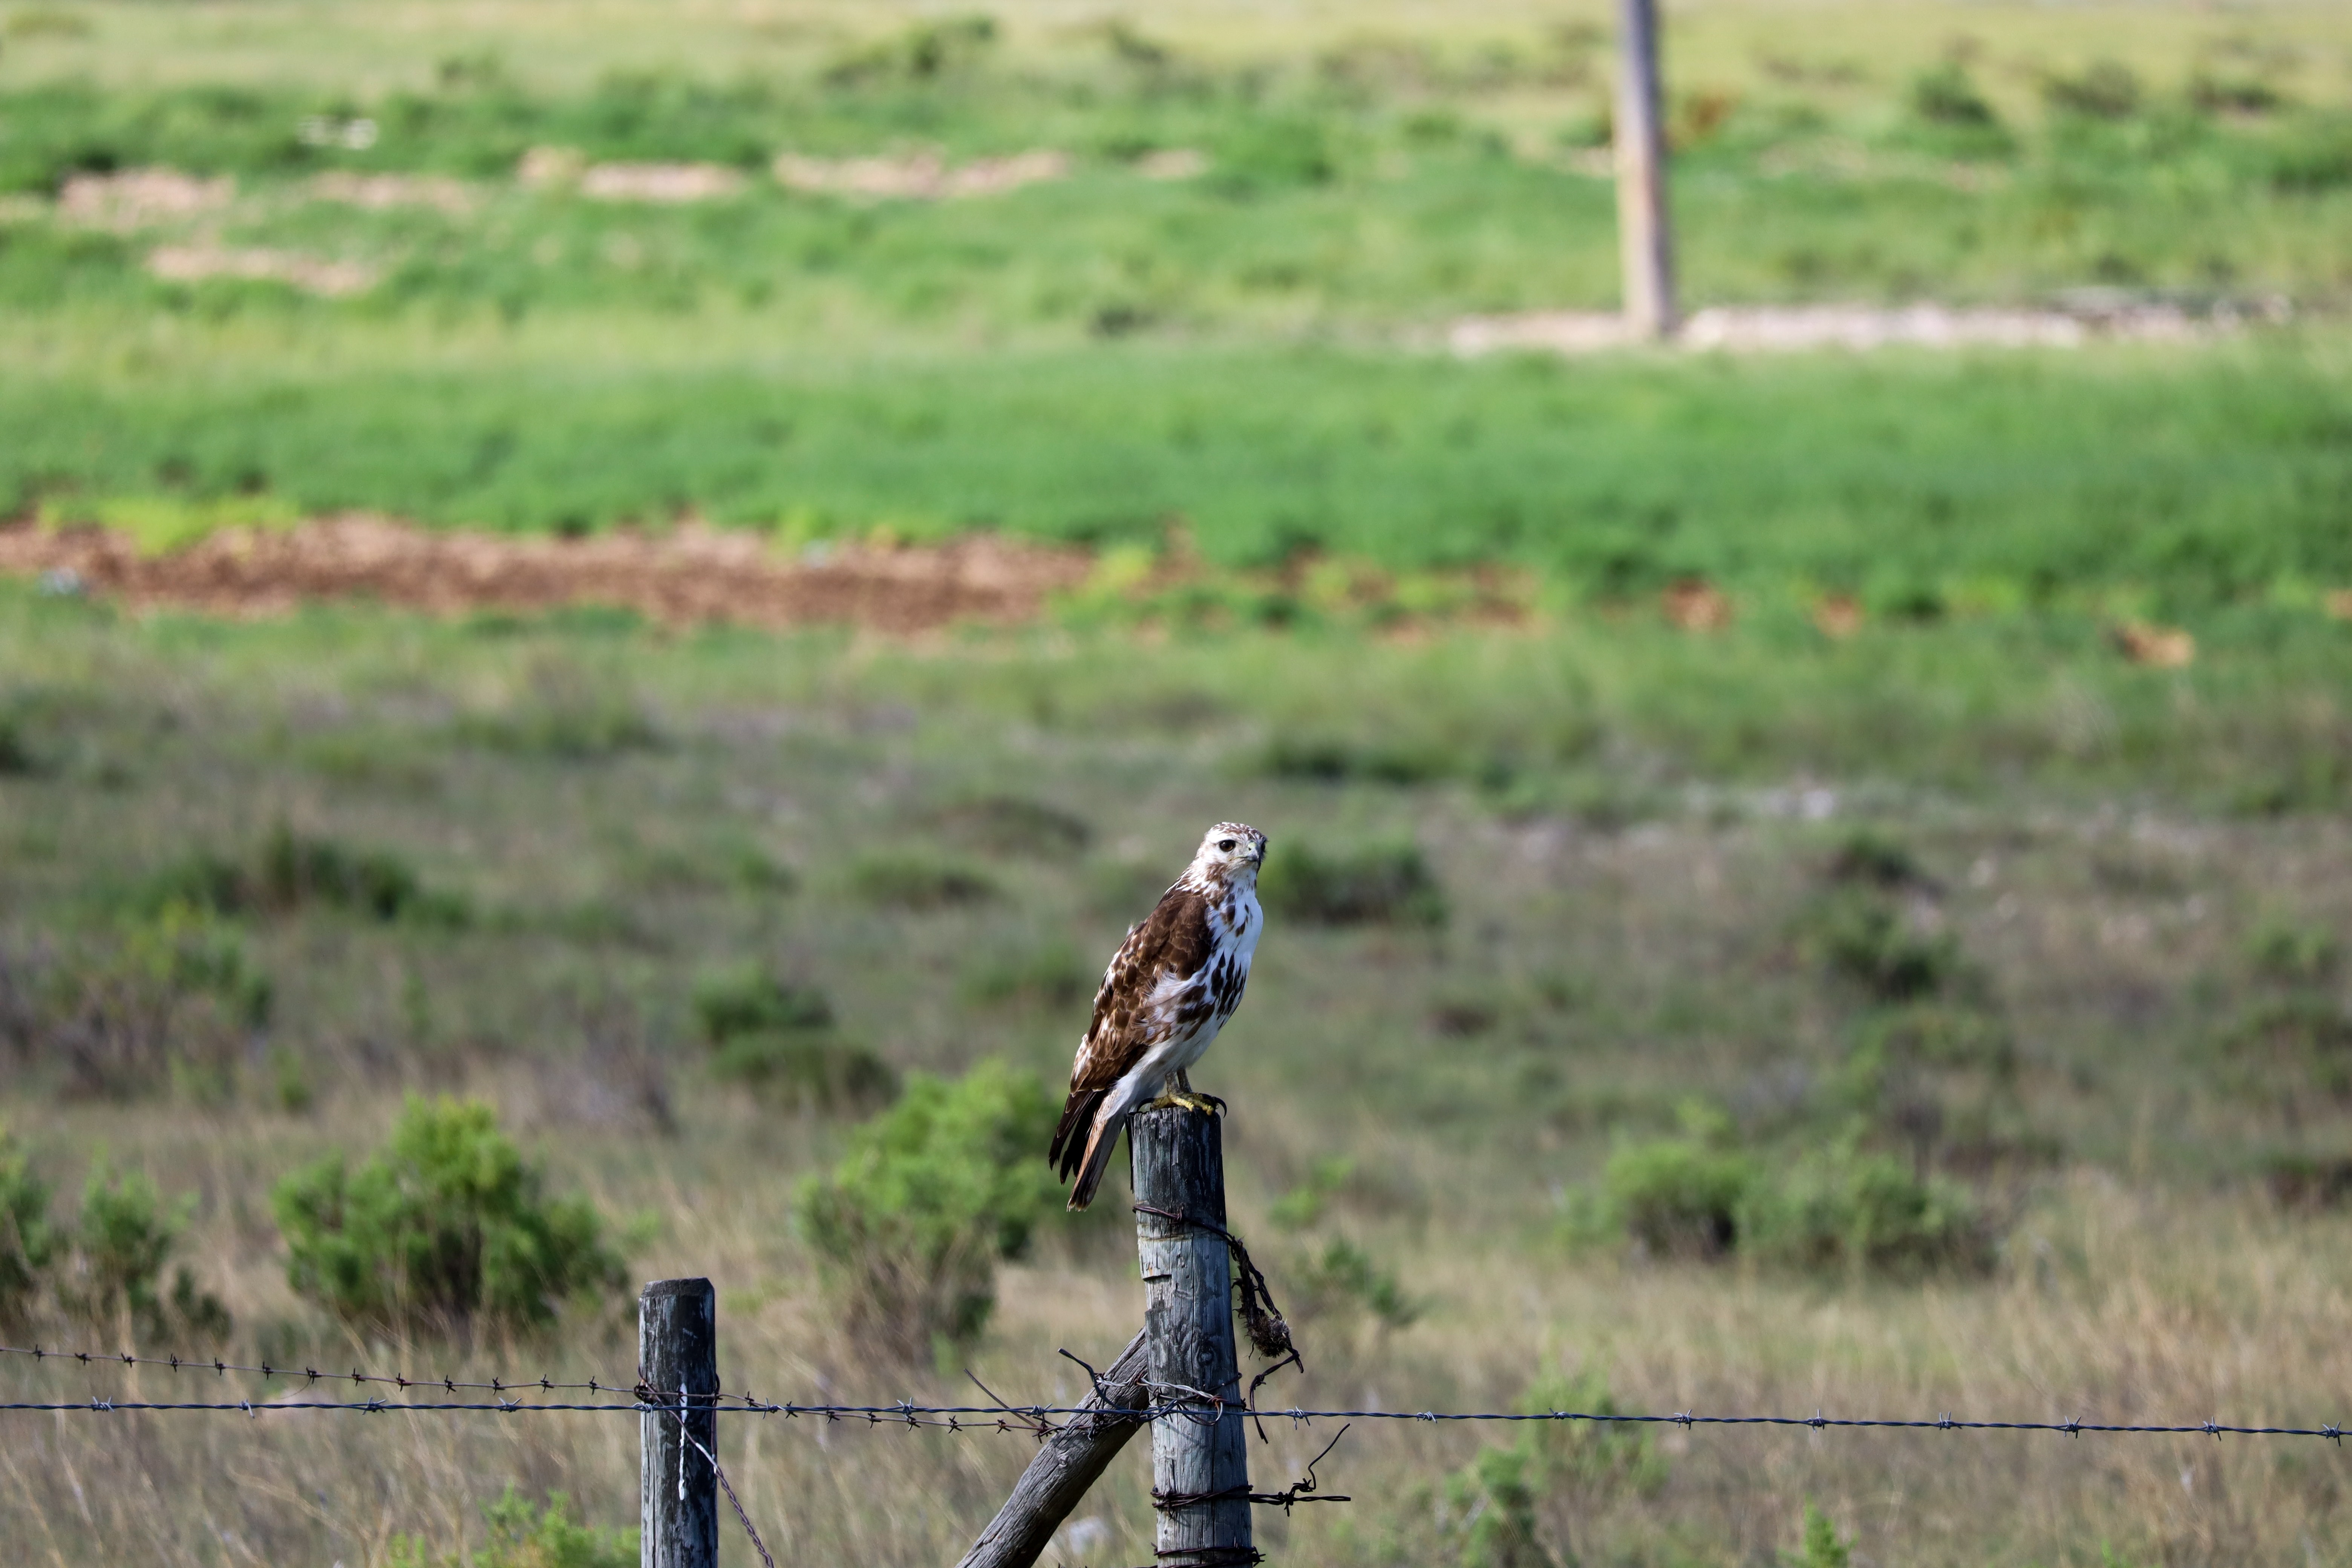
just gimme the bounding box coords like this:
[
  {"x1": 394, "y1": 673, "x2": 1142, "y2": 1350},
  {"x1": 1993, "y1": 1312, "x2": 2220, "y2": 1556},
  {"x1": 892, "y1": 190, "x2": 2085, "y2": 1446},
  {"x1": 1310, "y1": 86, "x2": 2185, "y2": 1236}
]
[{"x1": 1050, "y1": 822, "x2": 1268, "y2": 1211}]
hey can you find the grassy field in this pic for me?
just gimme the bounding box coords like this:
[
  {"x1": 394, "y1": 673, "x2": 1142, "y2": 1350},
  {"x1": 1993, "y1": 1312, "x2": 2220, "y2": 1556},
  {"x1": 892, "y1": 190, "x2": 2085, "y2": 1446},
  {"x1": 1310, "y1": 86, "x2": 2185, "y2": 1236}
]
[
  {"x1": 5, "y1": 0, "x2": 2352, "y2": 603},
  {"x1": 3, "y1": 590, "x2": 2352, "y2": 1565}
]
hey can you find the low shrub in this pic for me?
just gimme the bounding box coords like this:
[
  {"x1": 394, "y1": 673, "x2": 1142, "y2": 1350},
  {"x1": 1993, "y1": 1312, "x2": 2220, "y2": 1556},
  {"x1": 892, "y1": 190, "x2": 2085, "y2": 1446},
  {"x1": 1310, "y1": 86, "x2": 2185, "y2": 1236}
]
[
  {"x1": 0, "y1": 713, "x2": 35, "y2": 775},
  {"x1": 0, "y1": 1129, "x2": 54, "y2": 1330},
  {"x1": 1604, "y1": 1135, "x2": 1753, "y2": 1260},
  {"x1": 1789, "y1": 1501, "x2": 1854, "y2": 1568},
  {"x1": 388, "y1": 1487, "x2": 635, "y2": 1568},
  {"x1": 1440, "y1": 1372, "x2": 1667, "y2": 1568},
  {"x1": 849, "y1": 851, "x2": 998, "y2": 910},
  {"x1": 1269, "y1": 1155, "x2": 1353, "y2": 1231},
  {"x1": 1800, "y1": 893, "x2": 1957, "y2": 1003},
  {"x1": 456, "y1": 688, "x2": 660, "y2": 760},
  {"x1": 61, "y1": 1162, "x2": 230, "y2": 1342},
  {"x1": 1261, "y1": 734, "x2": 1453, "y2": 786},
  {"x1": 1259, "y1": 840, "x2": 1446, "y2": 927},
  {"x1": 958, "y1": 942, "x2": 1092, "y2": 1010},
  {"x1": 1823, "y1": 829, "x2": 1929, "y2": 890},
  {"x1": 691, "y1": 964, "x2": 896, "y2": 1110},
  {"x1": 1908, "y1": 63, "x2": 1998, "y2": 129},
  {"x1": 2042, "y1": 60, "x2": 2141, "y2": 119},
  {"x1": 796, "y1": 1063, "x2": 1061, "y2": 1364},
  {"x1": 1741, "y1": 1137, "x2": 1994, "y2": 1279},
  {"x1": 1294, "y1": 1236, "x2": 1421, "y2": 1331},
  {"x1": 2247, "y1": 921, "x2": 2340, "y2": 986},
  {"x1": 932, "y1": 796, "x2": 1092, "y2": 858},
  {"x1": 141, "y1": 826, "x2": 469, "y2": 926},
  {"x1": 273, "y1": 1096, "x2": 626, "y2": 1338},
  {"x1": 36, "y1": 904, "x2": 270, "y2": 1100},
  {"x1": 692, "y1": 963, "x2": 834, "y2": 1040},
  {"x1": 1600, "y1": 1113, "x2": 1995, "y2": 1278},
  {"x1": 2223, "y1": 996, "x2": 2352, "y2": 1096}
]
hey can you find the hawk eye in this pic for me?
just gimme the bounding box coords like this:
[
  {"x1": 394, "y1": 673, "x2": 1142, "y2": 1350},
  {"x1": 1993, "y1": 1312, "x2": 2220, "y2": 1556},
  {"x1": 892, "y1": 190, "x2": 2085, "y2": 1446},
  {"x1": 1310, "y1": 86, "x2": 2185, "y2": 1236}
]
[{"x1": 1218, "y1": 838, "x2": 1236, "y2": 852}]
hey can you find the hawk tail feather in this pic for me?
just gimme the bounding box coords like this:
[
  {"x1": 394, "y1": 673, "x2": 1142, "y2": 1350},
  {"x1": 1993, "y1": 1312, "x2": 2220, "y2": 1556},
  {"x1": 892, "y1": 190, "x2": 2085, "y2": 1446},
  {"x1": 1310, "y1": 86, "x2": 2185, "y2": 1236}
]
[
  {"x1": 1050, "y1": 1088, "x2": 1106, "y2": 1184},
  {"x1": 1066, "y1": 1106, "x2": 1127, "y2": 1213}
]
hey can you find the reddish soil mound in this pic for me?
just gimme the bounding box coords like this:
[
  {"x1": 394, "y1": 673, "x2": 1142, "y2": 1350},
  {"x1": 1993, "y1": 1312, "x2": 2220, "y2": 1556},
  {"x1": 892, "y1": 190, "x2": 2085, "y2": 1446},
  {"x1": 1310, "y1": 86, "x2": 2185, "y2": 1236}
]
[{"x1": 0, "y1": 516, "x2": 1094, "y2": 633}]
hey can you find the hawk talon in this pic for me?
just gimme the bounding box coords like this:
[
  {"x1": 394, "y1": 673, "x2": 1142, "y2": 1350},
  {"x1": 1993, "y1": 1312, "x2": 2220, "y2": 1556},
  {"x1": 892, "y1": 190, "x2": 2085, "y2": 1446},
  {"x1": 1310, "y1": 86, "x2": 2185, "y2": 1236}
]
[{"x1": 1147, "y1": 1090, "x2": 1226, "y2": 1118}]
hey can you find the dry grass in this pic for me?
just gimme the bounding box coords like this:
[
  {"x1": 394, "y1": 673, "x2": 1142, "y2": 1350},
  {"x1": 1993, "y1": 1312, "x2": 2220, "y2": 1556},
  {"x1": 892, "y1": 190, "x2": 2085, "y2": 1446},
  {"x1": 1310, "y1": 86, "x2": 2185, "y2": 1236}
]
[{"x1": 3, "y1": 600, "x2": 2351, "y2": 1564}]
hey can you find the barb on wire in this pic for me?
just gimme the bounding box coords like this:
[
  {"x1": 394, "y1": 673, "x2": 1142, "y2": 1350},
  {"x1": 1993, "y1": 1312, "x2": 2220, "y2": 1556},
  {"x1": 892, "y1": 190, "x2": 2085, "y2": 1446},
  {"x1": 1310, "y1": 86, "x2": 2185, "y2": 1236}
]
[
  {"x1": 1154, "y1": 1423, "x2": 1353, "y2": 1515},
  {"x1": 966, "y1": 1369, "x2": 1057, "y2": 1439},
  {"x1": 0, "y1": 1340, "x2": 715, "y2": 1404},
  {"x1": 3, "y1": 1343, "x2": 2347, "y2": 1444}
]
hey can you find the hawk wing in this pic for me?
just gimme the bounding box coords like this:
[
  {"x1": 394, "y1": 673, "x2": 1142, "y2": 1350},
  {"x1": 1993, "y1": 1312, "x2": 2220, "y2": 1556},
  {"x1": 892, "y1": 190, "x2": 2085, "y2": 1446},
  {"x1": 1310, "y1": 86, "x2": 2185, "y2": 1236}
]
[{"x1": 1049, "y1": 882, "x2": 1213, "y2": 1182}]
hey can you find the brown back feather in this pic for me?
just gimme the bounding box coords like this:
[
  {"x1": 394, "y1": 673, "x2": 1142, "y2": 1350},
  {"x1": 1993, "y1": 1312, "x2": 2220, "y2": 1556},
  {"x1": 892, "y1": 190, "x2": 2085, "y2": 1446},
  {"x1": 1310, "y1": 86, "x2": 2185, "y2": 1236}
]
[{"x1": 1052, "y1": 883, "x2": 1217, "y2": 1188}]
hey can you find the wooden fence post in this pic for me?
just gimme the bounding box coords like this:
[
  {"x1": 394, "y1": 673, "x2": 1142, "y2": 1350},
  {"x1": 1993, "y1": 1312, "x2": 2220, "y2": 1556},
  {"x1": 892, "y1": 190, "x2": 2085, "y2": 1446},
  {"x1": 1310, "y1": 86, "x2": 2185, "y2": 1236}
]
[
  {"x1": 1133, "y1": 1104, "x2": 1253, "y2": 1568},
  {"x1": 1614, "y1": 0, "x2": 1678, "y2": 338},
  {"x1": 954, "y1": 1328, "x2": 1152, "y2": 1568},
  {"x1": 640, "y1": 1277, "x2": 719, "y2": 1568}
]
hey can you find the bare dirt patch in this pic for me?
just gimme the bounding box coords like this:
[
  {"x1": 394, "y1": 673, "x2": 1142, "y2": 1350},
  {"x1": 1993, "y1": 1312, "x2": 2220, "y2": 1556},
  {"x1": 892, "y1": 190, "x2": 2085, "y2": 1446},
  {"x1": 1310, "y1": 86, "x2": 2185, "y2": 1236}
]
[
  {"x1": 0, "y1": 516, "x2": 1093, "y2": 634},
  {"x1": 145, "y1": 245, "x2": 377, "y2": 297},
  {"x1": 771, "y1": 147, "x2": 1069, "y2": 199},
  {"x1": 309, "y1": 171, "x2": 477, "y2": 216},
  {"x1": 58, "y1": 167, "x2": 233, "y2": 230},
  {"x1": 1448, "y1": 299, "x2": 2271, "y2": 356}
]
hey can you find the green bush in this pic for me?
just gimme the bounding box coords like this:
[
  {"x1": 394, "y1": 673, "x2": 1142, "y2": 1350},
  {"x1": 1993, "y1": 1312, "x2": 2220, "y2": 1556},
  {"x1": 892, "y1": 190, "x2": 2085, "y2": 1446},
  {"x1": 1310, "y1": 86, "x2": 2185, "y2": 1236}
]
[
  {"x1": 796, "y1": 1063, "x2": 1062, "y2": 1364},
  {"x1": 38, "y1": 903, "x2": 270, "y2": 1100},
  {"x1": 692, "y1": 964, "x2": 835, "y2": 1040},
  {"x1": 1295, "y1": 1236, "x2": 1421, "y2": 1331},
  {"x1": 1603, "y1": 1134, "x2": 1754, "y2": 1260},
  {"x1": 848, "y1": 851, "x2": 999, "y2": 910},
  {"x1": 142, "y1": 827, "x2": 469, "y2": 927},
  {"x1": 273, "y1": 1096, "x2": 626, "y2": 1338},
  {"x1": 0, "y1": 713, "x2": 35, "y2": 776},
  {"x1": 1908, "y1": 63, "x2": 1998, "y2": 129},
  {"x1": 1786, "y1": 1501, "x2": 1853, "y2": 1568},
  {"x1": 1441, "y1": 1372, "x2": 1667, "y2": 1568},
  {"x1": 1261, "y1": 734, "x2": 1453, "y2": 786},
  {"x1": 957, "y1": 942, "x2": 1092, "y2": 1010},
  {"x1": 2043, "y1": 60, "x2": 2141, "y2": 119},
  {"x1": 932, "y1": 796, "x2": 1092, "y2": 858},
  {"x1": 388, "y1": 1487, "x2": 635, "y2": 1568},
  {"x1": 0, "y1": 1129, "x2": 54, "y2": 1330},
  {"x1": 1259, "y1": 840, "x2": 1446, "y2": 927},
  {"x1": 1801, "y1": 893, "x2": 1957, "y2": 1003},
  {"x1": 63, "y1": 1161, "x2": 230, "y2": 1342},
  {"x1": 691, "y1": 965, "x2": 896, "y2": 1110},
  {"x1": 1823, "y1": 830, "x2": 1928, "y2": 890},
  {"x1": 1741, "y1": 1137, "x2": 1994, "y2": 1279}
]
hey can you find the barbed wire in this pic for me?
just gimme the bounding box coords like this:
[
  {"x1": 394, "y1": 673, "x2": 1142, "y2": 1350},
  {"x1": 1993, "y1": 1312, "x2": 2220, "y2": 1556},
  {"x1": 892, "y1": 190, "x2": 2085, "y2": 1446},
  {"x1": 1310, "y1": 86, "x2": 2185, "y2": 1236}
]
[
  {"x1": 0, "y1": 1391, "x2": 2342, "y2": 1442},
  {"x1": 4, "y1": 1334, "x2": 2343, "y2": 1441}
]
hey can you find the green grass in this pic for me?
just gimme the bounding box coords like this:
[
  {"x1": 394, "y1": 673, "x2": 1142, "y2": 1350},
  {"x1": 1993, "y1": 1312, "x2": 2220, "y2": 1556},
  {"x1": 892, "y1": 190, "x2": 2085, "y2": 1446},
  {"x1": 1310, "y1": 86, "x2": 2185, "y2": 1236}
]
[{"x1": 10, "y1": 335, "x2": 2352, "y2": 608}]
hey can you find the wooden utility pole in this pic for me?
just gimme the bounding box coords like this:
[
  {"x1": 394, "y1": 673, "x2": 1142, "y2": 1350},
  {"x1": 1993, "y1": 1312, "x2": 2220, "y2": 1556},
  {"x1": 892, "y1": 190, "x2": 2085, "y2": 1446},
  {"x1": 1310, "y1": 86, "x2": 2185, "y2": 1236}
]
[
  {"x1": 954, "y1": 1329, "x2": 1152, "y2": 1568},
  {"x1": 1615, "y1": 0, "x2": 1678, "y2": 338},
  {"x1": 640, "y1": 1277, "x2": 719, "y2": 1568},
  {"x1": 1133, "y1": 1105, "x2": 1253, "y2": 1568}
]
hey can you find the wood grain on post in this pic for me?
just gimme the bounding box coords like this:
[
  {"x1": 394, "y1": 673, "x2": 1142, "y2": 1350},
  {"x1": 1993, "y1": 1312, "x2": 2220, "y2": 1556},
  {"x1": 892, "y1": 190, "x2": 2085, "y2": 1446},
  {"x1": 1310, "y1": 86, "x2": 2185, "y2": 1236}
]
[
  {"x1": 1614, "y1": 0, "x2": 1678, "y2": 338},
  {"x1": 640, "y1": 1277, "x2": 719, "y2": 1568},
  {"x1": 954, "y1": 1329, "x2": 1151, "y2": 1568},
  {"x1": 1133, "y1": 1105, "x2": 1254, "y2": 1568}
]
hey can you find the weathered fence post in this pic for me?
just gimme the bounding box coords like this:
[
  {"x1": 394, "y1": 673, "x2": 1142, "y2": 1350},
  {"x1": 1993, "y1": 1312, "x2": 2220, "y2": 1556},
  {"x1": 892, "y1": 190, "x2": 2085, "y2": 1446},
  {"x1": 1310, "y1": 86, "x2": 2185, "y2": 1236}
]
[
  {"x1": 953, "y1": 1328, "x2": 1152, "y2": 1568},
  {"x1": 1614, "y1": 0, "x2": 1678, "y2": 338},
  {"x1": 1133, "y1": 1104, "x2": 1253, "y2": 1568},
  {"x1": 640, "y1": 1277, "x2": 719, "y2": 1568}
]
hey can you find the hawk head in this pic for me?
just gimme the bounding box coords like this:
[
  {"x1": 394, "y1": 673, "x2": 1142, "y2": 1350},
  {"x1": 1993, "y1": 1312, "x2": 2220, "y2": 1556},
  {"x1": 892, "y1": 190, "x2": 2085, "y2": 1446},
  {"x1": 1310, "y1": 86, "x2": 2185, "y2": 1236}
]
[{"x1": 1189, "y1": 822, "x2": 1267, "y2": 883}]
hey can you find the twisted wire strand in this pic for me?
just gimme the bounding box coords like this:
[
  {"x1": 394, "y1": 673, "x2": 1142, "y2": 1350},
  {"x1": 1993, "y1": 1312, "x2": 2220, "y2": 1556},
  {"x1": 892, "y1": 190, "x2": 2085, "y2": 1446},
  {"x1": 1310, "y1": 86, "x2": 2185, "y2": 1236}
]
[{"x1": 0, "y1": 1393, "x2": 2340, "y2": 1441}]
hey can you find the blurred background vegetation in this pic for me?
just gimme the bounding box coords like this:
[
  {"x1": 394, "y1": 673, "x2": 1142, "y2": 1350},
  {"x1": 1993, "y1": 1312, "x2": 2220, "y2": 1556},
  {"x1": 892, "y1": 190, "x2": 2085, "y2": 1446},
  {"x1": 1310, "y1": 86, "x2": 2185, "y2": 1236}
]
[{"x1": 3, "y1": 2, "x2": 2352, "y2": 1565}]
